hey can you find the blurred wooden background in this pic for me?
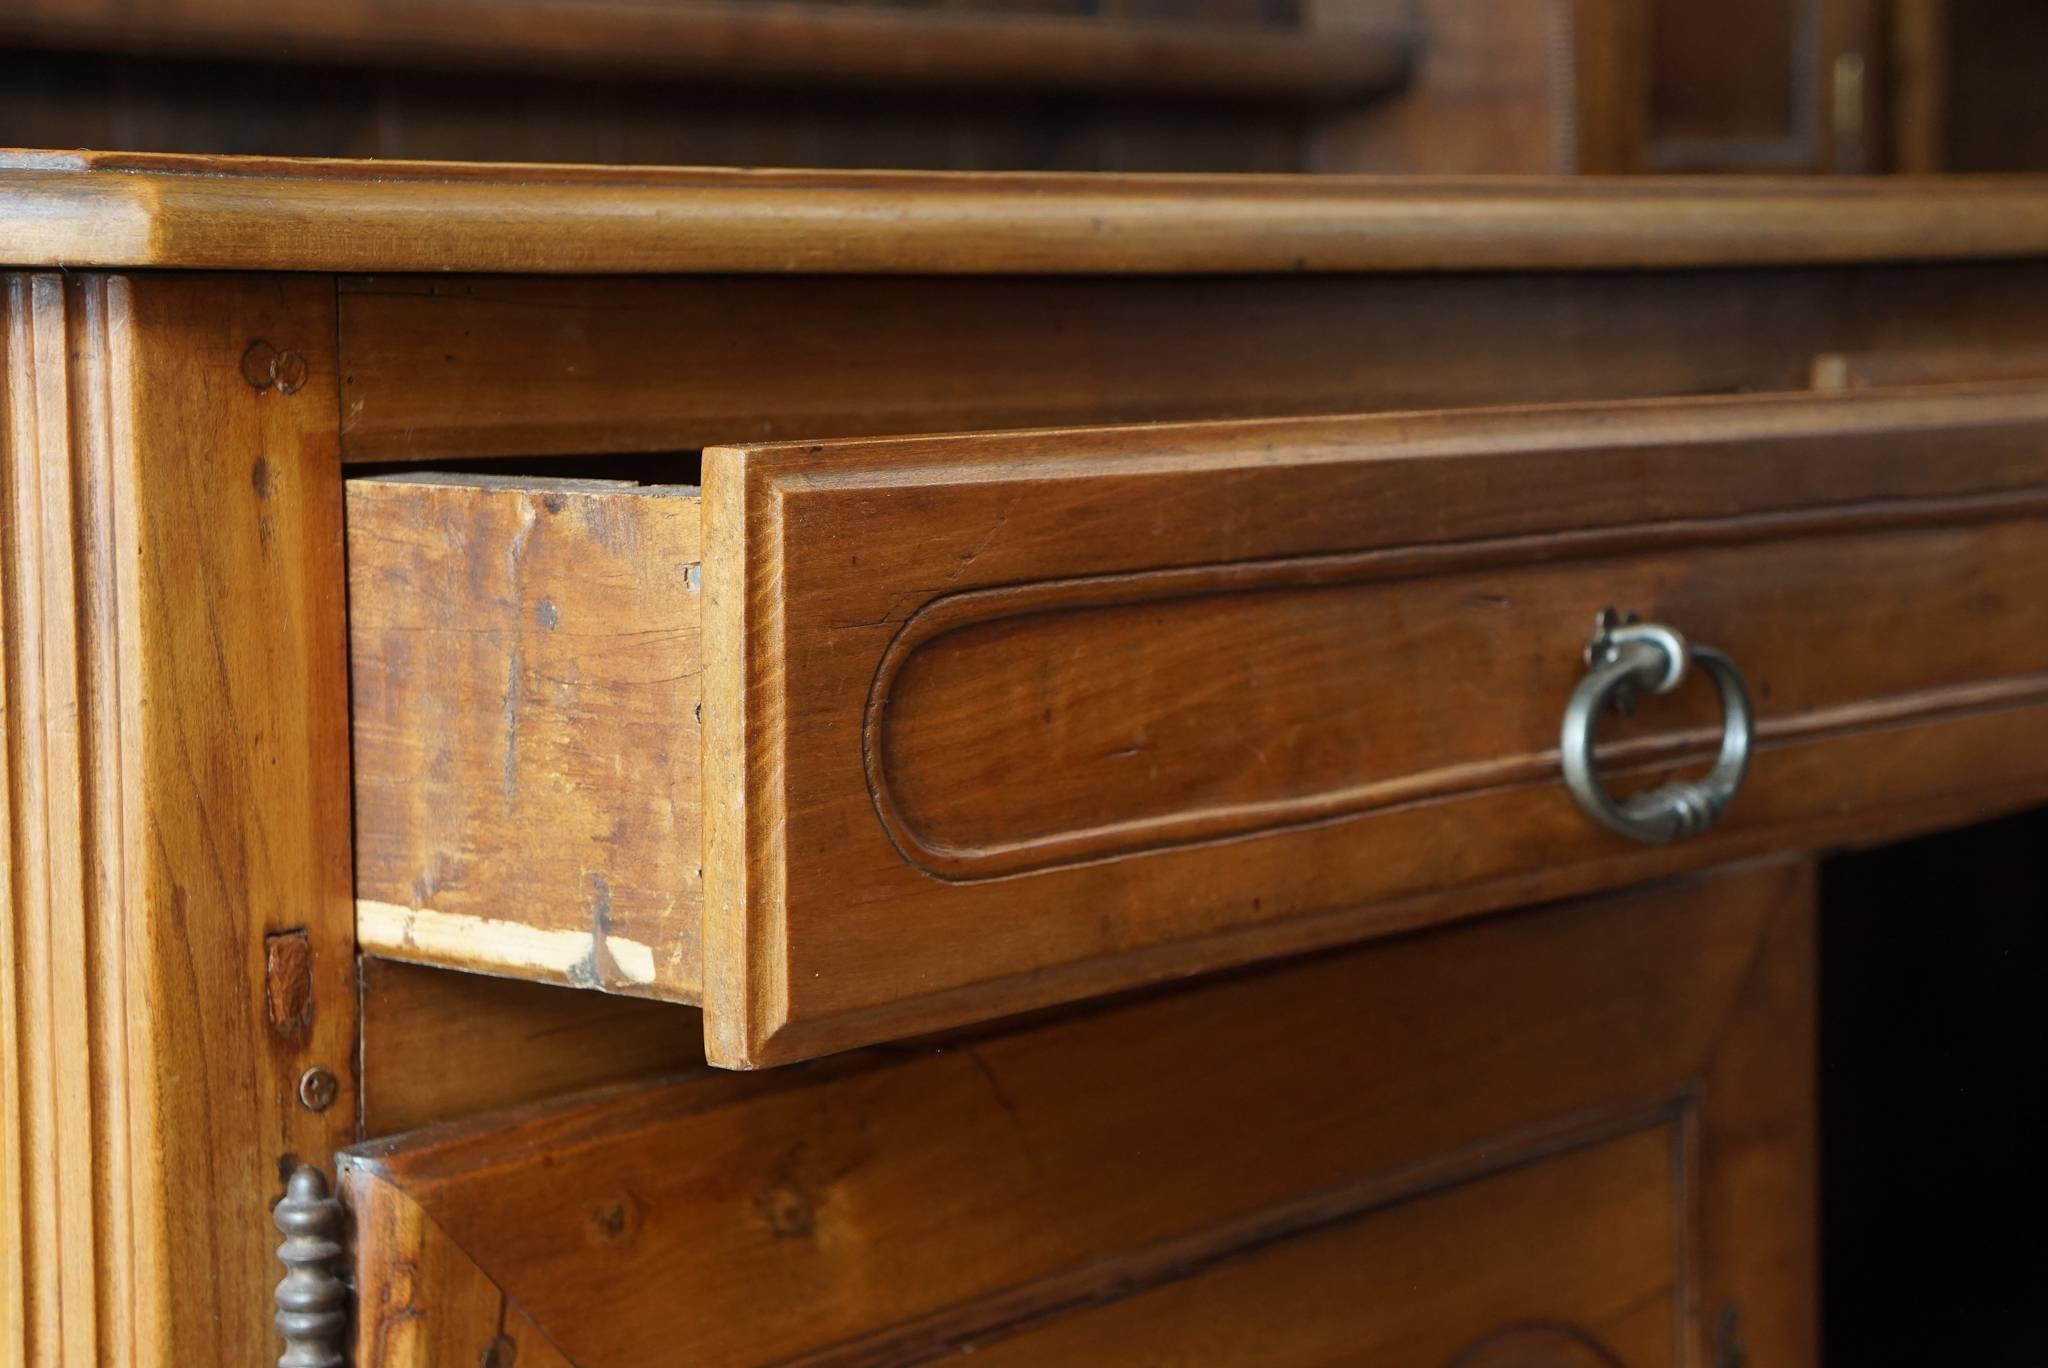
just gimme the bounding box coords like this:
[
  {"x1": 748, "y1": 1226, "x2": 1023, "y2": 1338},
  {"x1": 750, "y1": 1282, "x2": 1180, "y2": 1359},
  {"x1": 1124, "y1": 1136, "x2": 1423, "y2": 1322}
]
[{"x1": 11, "y1": 0, "x2": 2030, "y2": 174}]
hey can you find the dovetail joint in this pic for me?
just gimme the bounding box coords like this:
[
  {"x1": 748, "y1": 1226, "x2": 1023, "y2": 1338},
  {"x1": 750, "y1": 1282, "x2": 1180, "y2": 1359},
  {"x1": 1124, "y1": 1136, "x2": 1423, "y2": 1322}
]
[{"x1": 274, "y1": 1165, "x2": 349, "y2": 1368}]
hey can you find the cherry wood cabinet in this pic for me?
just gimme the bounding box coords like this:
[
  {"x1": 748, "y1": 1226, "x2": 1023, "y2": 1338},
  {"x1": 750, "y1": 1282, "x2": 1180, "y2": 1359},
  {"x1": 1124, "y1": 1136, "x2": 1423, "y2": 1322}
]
[{"x1": 6, "y1": 151, "x2": 2048, "y2": 1363}]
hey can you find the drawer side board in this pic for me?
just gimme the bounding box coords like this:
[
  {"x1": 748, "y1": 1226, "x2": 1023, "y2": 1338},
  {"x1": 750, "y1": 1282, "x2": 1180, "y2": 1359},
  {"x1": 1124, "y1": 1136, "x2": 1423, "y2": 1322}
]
[{"x1": 349, "y1": 474, "x2": 705, "y2": 1000}]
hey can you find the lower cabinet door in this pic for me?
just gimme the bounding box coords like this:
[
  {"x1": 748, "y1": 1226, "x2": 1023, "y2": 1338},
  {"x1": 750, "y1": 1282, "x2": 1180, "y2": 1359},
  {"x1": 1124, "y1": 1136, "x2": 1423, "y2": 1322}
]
[{"x1": 341, "y1": 858, "x2": 1816, "y2": 1367}]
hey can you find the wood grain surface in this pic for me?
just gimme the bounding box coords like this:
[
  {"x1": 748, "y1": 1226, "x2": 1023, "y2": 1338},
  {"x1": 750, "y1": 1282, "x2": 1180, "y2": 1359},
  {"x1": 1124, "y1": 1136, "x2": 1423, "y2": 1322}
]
[
  {"x1": 358, "y1": 960, "x2": 708, "y2": 1137},
  {"x1": 341, "y1": 860, "x2": 1816, "y2": 1367},
  {"x1": 10, "y1": 151, "x2": 2048, "y2": 274},
  {"x1": 947, "y1": 1127, "x2": 1686, "y2": 1366},
  {"x1": 348, "y1": 1169, "x2": 577, "y2": 1368},
  {"x1": 348, "y1": 474, "x2": 704, "y2": 999},
  {"x1": 2, "y1": 274, "x2": 355, "y2": 1363},
  {"x1": 701, "y1": 381, "x2": 2048, "y2": 1064},
  {"x1": 332, "y1": 264, "x2": 2048, "y2": 462}
]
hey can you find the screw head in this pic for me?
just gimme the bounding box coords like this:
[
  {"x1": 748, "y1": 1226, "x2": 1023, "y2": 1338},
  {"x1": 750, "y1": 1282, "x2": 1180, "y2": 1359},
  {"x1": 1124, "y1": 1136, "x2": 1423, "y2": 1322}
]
[
  {"x1": 241, "y1": 340, "x2": 279, "y2": 389},
  {"x1": 271, "y1": 349, "x2": 309, "y2": 395},
  {"x1": 297, "y1": 1066, "x2": 339, "y2": 1112},
  {"x1": 239, "y1": 339, "x2": 309, "y2": 395}
]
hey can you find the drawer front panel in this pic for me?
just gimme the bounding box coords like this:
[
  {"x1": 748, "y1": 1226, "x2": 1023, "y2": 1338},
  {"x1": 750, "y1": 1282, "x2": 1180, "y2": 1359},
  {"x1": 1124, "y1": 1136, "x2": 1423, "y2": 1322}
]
[{"x1": 704, "y1": 383, "x2": 2048, "y2": 1064}]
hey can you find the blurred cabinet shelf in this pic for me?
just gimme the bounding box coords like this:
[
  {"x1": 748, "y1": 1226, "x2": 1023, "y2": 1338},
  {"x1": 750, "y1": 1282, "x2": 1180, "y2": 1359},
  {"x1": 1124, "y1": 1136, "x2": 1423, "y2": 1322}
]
[
  {"x1": 0, "y1": 0, "x2": 1413, "y2": 103},
  {"x1": 0, "y1": 0, "x2": 1893, "y2": 174}
]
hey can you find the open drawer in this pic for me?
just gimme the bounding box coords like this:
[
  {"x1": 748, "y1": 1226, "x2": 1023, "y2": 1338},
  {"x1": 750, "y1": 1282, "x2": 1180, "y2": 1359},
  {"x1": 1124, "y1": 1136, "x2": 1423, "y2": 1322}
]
[{"x1": 349, "y1": 382, "x2": 2048, "y2": 1067}]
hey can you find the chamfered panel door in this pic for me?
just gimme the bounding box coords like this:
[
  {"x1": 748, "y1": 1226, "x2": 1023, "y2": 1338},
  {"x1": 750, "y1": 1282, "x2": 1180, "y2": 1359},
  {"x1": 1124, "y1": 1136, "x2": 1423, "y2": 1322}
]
[
  {"x1": 343, "y1": 858, "x2": 1816, "y2": 1367},
  {"x1": 946, "y1": 1126, "x2": 1686, "y2": 1366}
]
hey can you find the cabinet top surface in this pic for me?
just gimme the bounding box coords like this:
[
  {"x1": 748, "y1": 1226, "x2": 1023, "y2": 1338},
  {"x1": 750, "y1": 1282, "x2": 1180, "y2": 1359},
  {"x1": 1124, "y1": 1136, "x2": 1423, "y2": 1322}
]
[{"x1": 10, "y1": 148, "x2": 2048, "y2": 276}]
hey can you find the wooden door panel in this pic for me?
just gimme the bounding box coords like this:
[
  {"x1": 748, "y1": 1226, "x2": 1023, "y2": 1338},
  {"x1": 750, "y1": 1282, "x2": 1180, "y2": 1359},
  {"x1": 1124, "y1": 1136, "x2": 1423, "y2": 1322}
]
[
  {"x1": 341, "y1": 859, "x2": 1816, "y2": 1367},
  {"x1": 948, "y1": 1127, "x2": 1684, "y2": 1367}
]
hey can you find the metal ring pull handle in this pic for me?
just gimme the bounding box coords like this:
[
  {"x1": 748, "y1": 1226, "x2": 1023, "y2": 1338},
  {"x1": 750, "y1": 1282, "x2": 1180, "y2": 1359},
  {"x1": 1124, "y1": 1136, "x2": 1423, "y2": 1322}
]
[{"x1": 1560, "y1": 609, "x2": 1754, "y2": 846}]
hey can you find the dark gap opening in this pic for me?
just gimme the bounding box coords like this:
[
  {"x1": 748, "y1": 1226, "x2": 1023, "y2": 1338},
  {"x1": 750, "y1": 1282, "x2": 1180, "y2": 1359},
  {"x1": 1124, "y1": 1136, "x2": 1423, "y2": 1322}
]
[
  {"x1": 1820, "y1": 805, "x2": 2048, "y2": 1366},
  {"x1": 345, "y1": 451, "x2": 706, "y2": 489}
]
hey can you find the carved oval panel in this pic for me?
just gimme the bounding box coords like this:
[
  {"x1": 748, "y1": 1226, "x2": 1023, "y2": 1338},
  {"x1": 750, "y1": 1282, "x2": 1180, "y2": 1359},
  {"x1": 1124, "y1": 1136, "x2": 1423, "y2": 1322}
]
[{"x1": 865, "y1": 514, "x2": 2048, "y2": 881}]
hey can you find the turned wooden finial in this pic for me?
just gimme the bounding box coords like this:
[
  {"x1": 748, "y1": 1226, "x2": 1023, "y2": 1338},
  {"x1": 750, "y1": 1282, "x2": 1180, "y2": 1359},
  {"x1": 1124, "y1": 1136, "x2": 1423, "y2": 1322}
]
[{"x1": 274, "y1": 1165, "x2": 348, "y2": 1368}]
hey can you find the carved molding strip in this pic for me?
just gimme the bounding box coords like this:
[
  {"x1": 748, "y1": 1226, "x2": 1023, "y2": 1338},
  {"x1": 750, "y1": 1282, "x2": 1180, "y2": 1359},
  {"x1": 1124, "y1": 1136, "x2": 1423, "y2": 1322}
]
[{"x1": 1, "y1": 272, "x2": 139, "y2": 1364}]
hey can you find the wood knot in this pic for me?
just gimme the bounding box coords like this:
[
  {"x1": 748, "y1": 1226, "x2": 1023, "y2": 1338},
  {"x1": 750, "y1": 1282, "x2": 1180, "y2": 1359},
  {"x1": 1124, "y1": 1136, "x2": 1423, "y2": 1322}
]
[
  {"x1": 584, "y1": 1195, "x2": 642, "y2": 1248},
  {"x1": 761, "y1": 1184, "x2": 816, "y2": 1238}
]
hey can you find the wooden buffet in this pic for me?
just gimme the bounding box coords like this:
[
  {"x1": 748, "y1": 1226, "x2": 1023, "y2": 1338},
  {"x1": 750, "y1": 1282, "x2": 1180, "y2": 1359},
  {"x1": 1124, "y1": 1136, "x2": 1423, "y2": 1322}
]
[{"x1": 8, "y1": 150, "x2": 2048, "y2": 1366}]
